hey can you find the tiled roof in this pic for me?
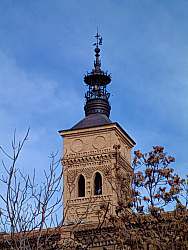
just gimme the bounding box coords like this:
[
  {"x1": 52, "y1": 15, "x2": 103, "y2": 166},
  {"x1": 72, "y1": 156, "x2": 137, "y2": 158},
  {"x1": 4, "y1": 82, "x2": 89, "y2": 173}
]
[{"x1": 71, "y1": 113, "x2": 112, "y2": 130}]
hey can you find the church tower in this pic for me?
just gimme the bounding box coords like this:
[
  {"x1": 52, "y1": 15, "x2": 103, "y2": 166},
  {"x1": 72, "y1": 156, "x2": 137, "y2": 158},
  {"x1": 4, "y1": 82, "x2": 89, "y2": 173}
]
[{"x1": 59, "y1": 33, "x2": 135, "y2": 225}]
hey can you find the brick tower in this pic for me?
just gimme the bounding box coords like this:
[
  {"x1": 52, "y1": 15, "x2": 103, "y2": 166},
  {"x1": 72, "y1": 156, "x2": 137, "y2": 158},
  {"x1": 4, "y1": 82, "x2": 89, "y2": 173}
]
[{"x1": 59, "y1": 33, "x2": 135, "y2": 225}]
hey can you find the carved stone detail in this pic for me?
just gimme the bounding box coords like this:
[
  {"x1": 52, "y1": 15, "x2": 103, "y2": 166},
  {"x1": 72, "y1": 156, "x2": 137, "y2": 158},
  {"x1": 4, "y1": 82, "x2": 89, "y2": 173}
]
[
  {"x1": 67, "y1": 169, "x2": 77, "y2": 184},
  {"x1": 93, "y1": 136, "x2": 106, "y2": 149},
  {"x1": 71, "y1": 139, "x2": 83, "y2": 153},
  {"x1": 63, "y1": 148, "x2": 111, "y2": 160},
  {"x1": 62, "y1": 151, "x2": 114, "y2": 166}
]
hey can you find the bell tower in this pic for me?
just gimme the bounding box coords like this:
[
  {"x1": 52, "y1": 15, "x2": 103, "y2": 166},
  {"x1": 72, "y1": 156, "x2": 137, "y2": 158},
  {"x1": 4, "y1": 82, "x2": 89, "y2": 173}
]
[{"x1": 59, "y1": 33, "x2": 136, "y2": 225}]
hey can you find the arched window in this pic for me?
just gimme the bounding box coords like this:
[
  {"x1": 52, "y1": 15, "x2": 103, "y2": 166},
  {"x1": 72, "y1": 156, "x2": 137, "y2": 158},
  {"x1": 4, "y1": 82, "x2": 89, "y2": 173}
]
[
  {"x1": 78, "y1": 175, "x2": 85, "y2": 197},
  {"x1": 94, "y1": 172, "x2": 102, "y2": 195}
]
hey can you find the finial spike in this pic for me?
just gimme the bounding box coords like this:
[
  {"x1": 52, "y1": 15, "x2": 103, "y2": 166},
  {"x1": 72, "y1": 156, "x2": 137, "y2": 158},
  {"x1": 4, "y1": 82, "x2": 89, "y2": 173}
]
[{"x1": 93, "y1": 30, "x2": 103, "y2": 73}]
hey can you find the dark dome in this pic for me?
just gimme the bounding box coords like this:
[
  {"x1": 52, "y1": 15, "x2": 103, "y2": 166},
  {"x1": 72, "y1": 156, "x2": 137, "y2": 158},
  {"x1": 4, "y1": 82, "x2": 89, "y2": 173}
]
[{"x1": 71, "y1": 113, "x2": 112, "y2": 130}]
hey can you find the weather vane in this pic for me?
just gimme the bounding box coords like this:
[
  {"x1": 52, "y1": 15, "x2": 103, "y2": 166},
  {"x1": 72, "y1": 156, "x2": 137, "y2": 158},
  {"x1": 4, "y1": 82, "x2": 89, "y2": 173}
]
[{"x1": 93, "y1": 30, "x2": 102, "y2": 48}]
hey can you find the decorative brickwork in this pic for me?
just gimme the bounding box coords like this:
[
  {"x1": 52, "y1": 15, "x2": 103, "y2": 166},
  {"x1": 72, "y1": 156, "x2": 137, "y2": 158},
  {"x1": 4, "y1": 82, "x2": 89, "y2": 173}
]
[{"x1": 59, "y1": 124, "x2": 135, "y2": 225}]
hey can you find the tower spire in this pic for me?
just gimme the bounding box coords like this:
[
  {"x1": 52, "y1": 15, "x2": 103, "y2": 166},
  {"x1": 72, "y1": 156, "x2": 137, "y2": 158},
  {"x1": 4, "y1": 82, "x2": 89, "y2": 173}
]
[{"x1": 84, "y1": 32, "x2": 111, "y2": 117}]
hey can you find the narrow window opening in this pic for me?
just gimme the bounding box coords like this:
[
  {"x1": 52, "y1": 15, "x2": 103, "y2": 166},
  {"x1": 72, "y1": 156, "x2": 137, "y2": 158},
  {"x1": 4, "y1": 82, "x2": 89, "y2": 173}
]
[
  {"x1": 78, "y1": 175, "x2": 85, "y2": 197},
  {"x1": 94, "y1": 172, "x2": 102, "y2": 195}
]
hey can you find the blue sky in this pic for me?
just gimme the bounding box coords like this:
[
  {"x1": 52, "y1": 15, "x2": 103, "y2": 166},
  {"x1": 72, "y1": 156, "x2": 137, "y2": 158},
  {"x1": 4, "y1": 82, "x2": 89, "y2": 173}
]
[{"x1": 0, "y1": 0, "x2": 187, "y2": 179}]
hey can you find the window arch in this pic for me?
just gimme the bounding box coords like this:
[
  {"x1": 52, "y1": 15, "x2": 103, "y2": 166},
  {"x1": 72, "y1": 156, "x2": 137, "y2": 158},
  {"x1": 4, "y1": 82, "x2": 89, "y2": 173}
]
[
  {"x1": 94, "y1": 172, "x2": 102, "y2": 195},
  {"x1": 78, "y1": 175, "x2": 85, "y2": 197}
]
